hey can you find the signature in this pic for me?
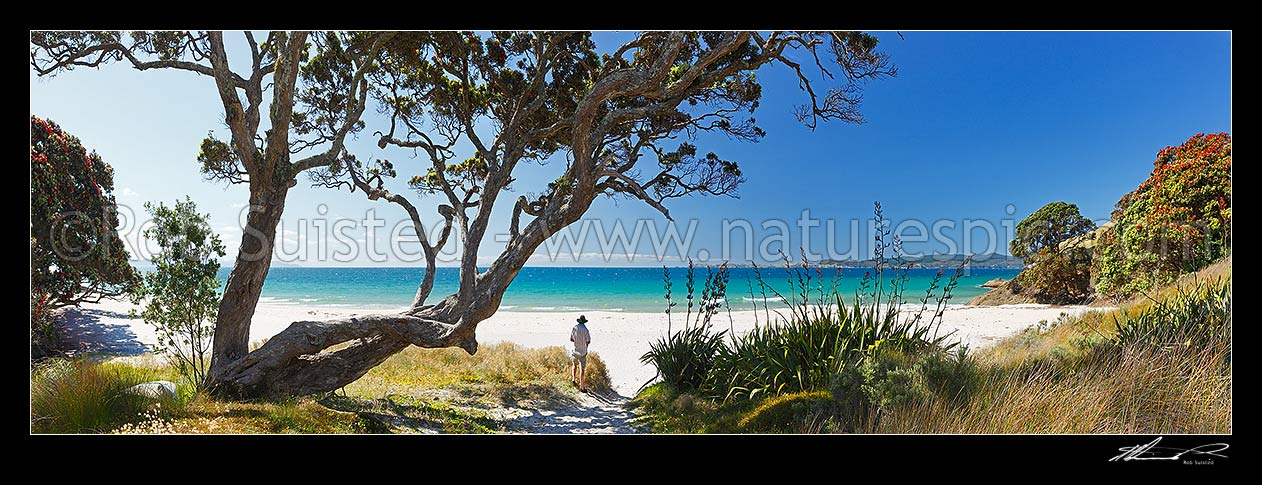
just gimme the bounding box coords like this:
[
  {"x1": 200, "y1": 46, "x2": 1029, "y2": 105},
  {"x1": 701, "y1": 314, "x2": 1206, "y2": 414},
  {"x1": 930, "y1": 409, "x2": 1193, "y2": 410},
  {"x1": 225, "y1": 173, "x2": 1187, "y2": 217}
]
[{"x1": 1110, "y1": 437, "x2": 1230, "y2": 462}]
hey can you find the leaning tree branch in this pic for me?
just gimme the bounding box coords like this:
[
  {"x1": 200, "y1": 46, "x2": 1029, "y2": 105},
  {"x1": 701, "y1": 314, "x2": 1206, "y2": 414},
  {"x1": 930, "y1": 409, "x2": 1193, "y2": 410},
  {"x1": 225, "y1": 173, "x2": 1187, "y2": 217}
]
[{"x1": 599, "y1": 170, "x2": 673, "y2": 220}]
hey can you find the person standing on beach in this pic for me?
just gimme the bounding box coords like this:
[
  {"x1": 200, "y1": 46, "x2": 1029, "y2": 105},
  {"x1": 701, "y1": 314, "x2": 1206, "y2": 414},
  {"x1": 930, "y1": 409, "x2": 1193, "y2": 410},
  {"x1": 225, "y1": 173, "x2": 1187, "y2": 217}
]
[{"x1": 570, "y1": 315, "x2": 592, "y2": 392}]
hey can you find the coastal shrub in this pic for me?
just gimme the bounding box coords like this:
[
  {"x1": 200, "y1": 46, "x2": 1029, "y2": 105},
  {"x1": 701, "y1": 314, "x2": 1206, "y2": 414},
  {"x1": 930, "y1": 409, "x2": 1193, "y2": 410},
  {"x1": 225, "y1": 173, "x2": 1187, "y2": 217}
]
[
  {"x1": 1009, "y1": 202, "x2": 1096, "y2": 304},
  {"x1": 30, "y1": 116, "x2": 138, "y2": 355},
  {"x1": 130, "y1": 197, "x2": 226, "y2": 391},
  {"x1": 859, "y1": 350, "x2": 929, "y2": 411},
  {"x1": 736, "y1": 391, "x2": 835, "y2": 432},
  {"x1": 822, "y1": 348, "x2": 979, "y2": 431},
  {"x1": 1095, "y1": 133, "x2": 1231, "y2": 299},
  {"x1": 1111, "y1": 278, "x2": 1231, "y2": 351},
  {"x1": 1008, "y1": 201, "x2": 1097, "y2": 259},
  {"x1": 641, "y1": 262, "x2": 731, "y2": 392},
  {"x1": 917, "y1": 346, "x2": 979, "y2": 404},
  {"x1": 1018, "y1": 247, "x2": 1094, "y2": 303},
  {"x1": 31, "y1": 359, "x2": 177, "y2": 433}
]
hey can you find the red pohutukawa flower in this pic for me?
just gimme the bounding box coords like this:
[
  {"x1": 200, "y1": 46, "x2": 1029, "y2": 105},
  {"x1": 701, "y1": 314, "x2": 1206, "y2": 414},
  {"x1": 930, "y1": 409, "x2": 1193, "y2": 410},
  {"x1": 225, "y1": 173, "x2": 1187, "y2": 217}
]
[
  {"x1": 1095, "y1": 132, "x2": 1231, "y2": 298},
  {"x1": 30, "y1": 115, "x2": 136, "y2": 317}
]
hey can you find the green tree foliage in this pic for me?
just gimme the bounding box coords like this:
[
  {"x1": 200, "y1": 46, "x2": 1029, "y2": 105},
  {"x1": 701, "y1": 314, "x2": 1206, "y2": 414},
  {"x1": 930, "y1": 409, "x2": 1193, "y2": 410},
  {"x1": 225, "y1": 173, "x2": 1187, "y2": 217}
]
[
  {"x1": 131, "y1": 197, "x2": 225, "y2": 390},
  {"x1": 1095, "y1": 133, "x2": 1232, "y2": 299},
  {"x1": 1009, "y1": 201, "x2": 1096, "y2": 259},
  {"x1": 30, "y1": 116, "x2": 137, "y2": 350},
  {"x1": 1010, "y1": 202, "x2": 1096, "y2": 303},
  {"x1": 1020, "y1": 247, "x2": 1094, "y2": 303}
]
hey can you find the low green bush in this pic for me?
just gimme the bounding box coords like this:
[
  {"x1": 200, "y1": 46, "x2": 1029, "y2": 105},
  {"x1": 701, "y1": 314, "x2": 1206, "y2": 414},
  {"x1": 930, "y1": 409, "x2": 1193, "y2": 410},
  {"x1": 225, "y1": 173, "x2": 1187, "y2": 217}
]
[
  {"x1": 737, "y1": 391, "x2": 835, "y2": 433},
  {"x1": 918, "y1": 347, "x2": 979, "y2": 404},
  {"x1": 826, "y1": 348, "x2": 982, "y2": 431}
]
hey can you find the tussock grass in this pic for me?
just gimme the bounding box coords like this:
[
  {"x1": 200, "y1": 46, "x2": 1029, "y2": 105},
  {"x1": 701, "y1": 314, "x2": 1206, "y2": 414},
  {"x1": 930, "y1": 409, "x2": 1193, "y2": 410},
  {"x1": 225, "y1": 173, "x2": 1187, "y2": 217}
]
[
  {"x1": 872, "y1": 341, "x2": 1230, "y2": 433},
  {"x1": 31, "y1": 359, "x2": 186, "y2": 433},
  {"x1": 870, "y1": 274, "x2": 1232, "y2": 434}
]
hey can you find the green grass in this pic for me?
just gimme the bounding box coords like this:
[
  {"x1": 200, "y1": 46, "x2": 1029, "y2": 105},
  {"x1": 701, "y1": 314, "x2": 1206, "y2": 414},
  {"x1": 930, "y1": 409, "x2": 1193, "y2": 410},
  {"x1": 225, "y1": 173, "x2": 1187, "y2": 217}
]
[
  {"x1": 34, "y1": 342, "x2": 612, "y2": 434},
  {"x1": 630, "y1": 385, "x2": 838, "y2": 434},
  {"x1": 738, "y1": 391, "x2": 835, "y2": 432},
  {"x1": 31, "y1": 358, "x2": 188, "y2": 433},
  {"x1": 630, "y1": 383, "x2": 753, "y2": 433}
]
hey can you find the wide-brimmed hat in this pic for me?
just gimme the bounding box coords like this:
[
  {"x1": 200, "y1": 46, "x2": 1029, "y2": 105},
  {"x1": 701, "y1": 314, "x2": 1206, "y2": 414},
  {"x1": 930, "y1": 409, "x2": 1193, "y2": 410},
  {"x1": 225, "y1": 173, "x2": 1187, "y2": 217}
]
[{"x1": 577, "y1": 315, "x2": 588, "y2": 324}]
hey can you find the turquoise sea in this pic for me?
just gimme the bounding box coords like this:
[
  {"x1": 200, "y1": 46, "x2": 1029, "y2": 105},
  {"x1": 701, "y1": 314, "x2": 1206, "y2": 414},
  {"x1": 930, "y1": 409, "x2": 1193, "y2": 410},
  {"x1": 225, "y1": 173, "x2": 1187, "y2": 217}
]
[{"x1": 215, "y1": 266, "x2": 1018, "y2": 312}]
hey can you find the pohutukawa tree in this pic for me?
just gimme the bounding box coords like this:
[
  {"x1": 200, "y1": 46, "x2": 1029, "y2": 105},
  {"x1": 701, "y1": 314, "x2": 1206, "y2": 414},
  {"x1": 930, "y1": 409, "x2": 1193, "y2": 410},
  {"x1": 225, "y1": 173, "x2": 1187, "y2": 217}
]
[
  {"x1": 30, "y1": 116, "x2": 137, "y2": 329},
  {"x1": 1008, "y1": 202, "x2": 1096, "y2": 303},
  {"x1": 32, "y1": 31, "x2": 394, "y2": 381},
  {"x1": 1008, "y1": 201, "x2": 1096, "y2": 259},
  {"x1": 32, "y1": 31, "x2": 895, "y2": 398}
]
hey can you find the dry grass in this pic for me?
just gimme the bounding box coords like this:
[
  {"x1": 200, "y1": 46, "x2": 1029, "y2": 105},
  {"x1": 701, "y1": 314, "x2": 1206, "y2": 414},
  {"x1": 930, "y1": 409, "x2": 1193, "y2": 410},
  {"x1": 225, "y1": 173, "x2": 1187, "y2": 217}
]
[
  {"x1": 983, "y1": 256, "x2": 1231, "y2": 367},
  {"x1": 36, "y1": 342, "x2": 613, "y2": 434},
  {"x1": 870, "y1": 259, "x2": 1232, "y2": 434},
  {"x1": 344, "y1": 342, "x2": 612, "y2": 406},
  {"x1": 978, "y1": 310, "x2": 1118, "y2": 366},
  {"x1": 872, "y1": 342, "x2": 1230, "y2": 433}
]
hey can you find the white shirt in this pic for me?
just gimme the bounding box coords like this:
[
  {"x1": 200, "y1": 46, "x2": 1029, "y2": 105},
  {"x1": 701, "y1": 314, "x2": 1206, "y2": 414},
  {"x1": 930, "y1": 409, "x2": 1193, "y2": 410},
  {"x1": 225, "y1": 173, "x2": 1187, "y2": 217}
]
[{"x1": 570, "y1": 323, "x2": 591, "y2": 355}]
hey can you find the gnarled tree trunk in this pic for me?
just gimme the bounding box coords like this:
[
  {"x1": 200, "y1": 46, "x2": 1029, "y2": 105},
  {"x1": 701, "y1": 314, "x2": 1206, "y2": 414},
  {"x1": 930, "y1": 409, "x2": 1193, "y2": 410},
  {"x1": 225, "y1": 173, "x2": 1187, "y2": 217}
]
[
  {"x1": 207, "y1": 187, "x2": 288, "y2": 379},
  {"x1": 208, "y1": 307, "x2": 477, "y2": 397}
]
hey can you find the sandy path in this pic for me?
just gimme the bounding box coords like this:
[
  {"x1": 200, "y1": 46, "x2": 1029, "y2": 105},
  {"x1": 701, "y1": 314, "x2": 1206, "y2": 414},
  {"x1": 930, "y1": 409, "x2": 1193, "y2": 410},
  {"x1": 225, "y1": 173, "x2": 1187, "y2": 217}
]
[
  {"x1": 503, "y1": 391, "x2": 642, "y2": 434},
  {"x1": 70, "y1": 299, "x2": 1104, "y2": 398}
]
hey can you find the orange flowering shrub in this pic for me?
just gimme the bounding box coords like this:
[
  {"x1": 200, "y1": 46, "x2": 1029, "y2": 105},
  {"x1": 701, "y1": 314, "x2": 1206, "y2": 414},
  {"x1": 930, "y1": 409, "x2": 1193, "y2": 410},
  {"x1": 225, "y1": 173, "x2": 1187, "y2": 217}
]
[{"x1": 1095, "y1": 133, "x2": 1231, "y2": 298}]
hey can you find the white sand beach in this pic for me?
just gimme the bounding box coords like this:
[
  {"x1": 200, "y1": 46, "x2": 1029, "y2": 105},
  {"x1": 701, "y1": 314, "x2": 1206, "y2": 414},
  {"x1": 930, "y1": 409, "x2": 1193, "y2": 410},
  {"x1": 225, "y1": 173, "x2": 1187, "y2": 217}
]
[{"x1": 69, "y1": 299, "x2": 1105, "y2": 397}]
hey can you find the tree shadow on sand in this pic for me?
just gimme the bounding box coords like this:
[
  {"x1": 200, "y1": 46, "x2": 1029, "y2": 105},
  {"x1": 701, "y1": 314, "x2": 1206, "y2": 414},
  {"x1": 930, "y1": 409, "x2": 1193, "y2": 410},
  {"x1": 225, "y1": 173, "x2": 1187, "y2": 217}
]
[
  {"x1": 507, "y1": 390, "x2": 644, "y2": 434},
  {"x1": 57, "y1": 307, "x2": 150, "y2": 357}
]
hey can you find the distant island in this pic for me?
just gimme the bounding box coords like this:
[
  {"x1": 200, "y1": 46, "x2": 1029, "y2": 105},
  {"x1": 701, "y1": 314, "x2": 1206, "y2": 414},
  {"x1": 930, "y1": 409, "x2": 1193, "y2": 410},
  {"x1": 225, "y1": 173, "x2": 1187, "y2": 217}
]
[{"x1": 734, "y1": 253, "x2": 1023, "y2": 269}]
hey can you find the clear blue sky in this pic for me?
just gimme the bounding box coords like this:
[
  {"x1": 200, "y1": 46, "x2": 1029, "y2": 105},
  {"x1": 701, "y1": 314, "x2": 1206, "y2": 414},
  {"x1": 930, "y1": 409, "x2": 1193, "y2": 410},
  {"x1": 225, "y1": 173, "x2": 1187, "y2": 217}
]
[{"x1": 29, "y1": 31, "x2": 1232, "y2": 267}]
